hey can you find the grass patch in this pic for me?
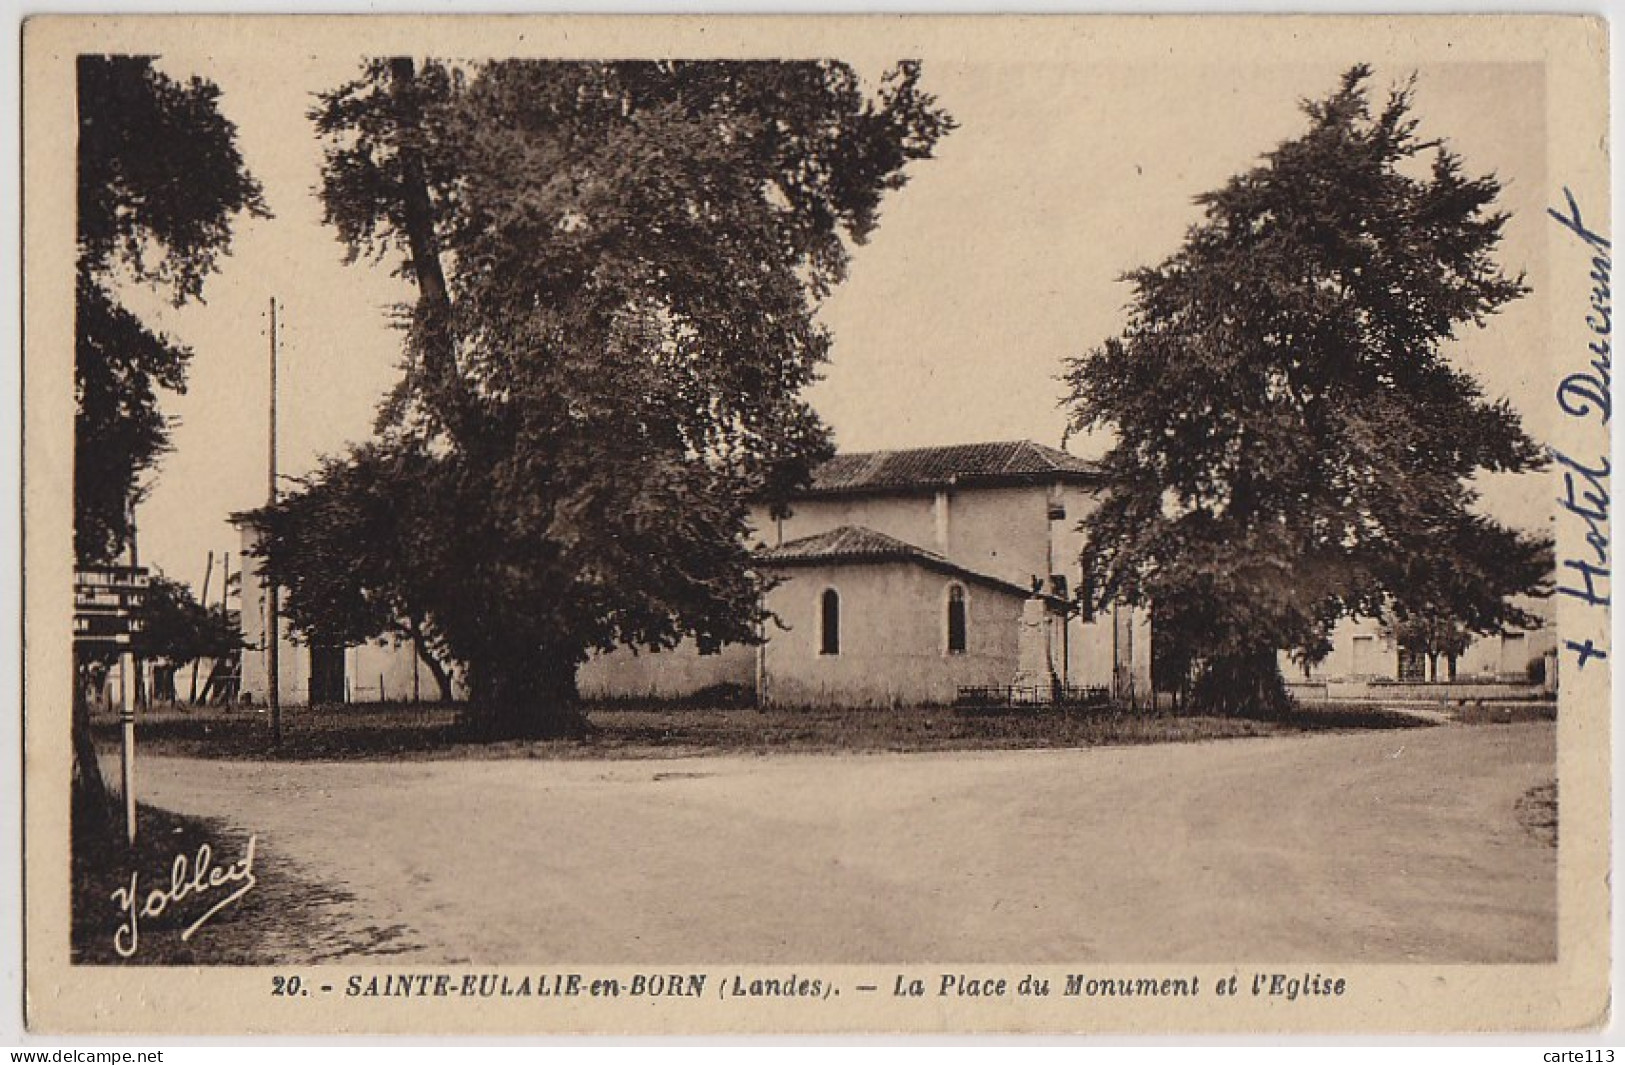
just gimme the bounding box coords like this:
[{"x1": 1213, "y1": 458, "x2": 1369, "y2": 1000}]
[
  {"x1": 1516, "y1": 780, "x2": 1558, "y2": 848},
  {"x1": 94, "y1": 698, "x2": 1433, "y2": 763},
  {"x1": 1451, "y1": 701, "x2": 1558, "y2": 726},
  {"x1": 71, "y1": 802, "x2": 412, "y2": 964},
  {"x1": 96, "y1": 703, "x2": 466, "y2": 762}
]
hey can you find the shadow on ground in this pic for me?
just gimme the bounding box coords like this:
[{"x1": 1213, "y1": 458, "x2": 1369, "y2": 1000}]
[{"x1": 72, "y1": 803, "x2": 416, "y2": 965}]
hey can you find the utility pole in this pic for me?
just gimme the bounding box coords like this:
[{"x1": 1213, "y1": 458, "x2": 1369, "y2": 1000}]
[
  {"x1": 1111, "y1": 601, "x2": 1121, "y2": 705},
  {"x1": 218, "y1": 551, "x2": 231, "y2": 702},
  {"x1": 190, "y1": 550, "x2": 214, "y2": 704},
  {"x1": 267, "y1": 297, "x2": 282, "y2": 746}
]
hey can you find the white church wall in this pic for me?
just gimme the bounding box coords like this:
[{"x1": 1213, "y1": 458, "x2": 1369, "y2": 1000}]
[
  {"x1": 578, "y1": 638, "x2": 755, "y2": 700},
  {"x1": 758, "y1": 562, "x2": 1030, "y2": 707}
]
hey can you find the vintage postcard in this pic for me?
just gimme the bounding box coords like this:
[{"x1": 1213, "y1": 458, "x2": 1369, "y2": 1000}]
[{"x1": 20, "y1": 14, "x2": 1611, "y2": 1036}]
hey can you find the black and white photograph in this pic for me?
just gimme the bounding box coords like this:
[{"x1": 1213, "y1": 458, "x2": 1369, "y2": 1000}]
[{"x1": 19, "y1": 13, "x2": 1611, "y2": 1037}]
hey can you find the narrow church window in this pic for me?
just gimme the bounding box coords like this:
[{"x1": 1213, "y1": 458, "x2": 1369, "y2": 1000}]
[
  {"x1": 820, "y1": 588, "x2": 840, "y2": 655},
  {"x1": 946, "y1": 584, "x2": 967, "y2": 654}
]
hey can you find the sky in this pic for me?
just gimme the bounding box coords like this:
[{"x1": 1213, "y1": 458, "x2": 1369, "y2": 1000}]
[{"x1": 119, "y1": 49, "x2": 1552, "y2": 595}]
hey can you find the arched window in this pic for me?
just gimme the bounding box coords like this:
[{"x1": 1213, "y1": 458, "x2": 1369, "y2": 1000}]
[
  {"x1": 946, "y1": 584, "x2": 968, "y2": 654},
  {"x1": 820, "y1": 588, "x2": 841, "y2": 656}
]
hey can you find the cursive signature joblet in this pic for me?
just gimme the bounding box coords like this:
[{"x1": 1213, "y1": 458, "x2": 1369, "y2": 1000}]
[{"x1": 111, "y1": 834, "x2": 258, "y2": 958}]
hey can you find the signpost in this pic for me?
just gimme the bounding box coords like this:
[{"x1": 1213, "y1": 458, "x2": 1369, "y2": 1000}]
[{"x1": 74, "y1": 565, "x2": 148, "y2": 845}]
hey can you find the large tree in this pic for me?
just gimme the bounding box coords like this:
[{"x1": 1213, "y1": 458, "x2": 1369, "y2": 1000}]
[
  {"x1": 254, "y1": 59, "x2": 952, "y2": 737},
  {"x1": 74, "y1": 55, "x2": 266, "y2": 824},
  {"x1": 1063, "y1": 66, "x2": 1550, "y2": 716},
  {"x1": 76, "y1": 56, "x2": 268, "y2": 562}
]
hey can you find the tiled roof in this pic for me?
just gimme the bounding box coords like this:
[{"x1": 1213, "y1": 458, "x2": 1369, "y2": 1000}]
[
  {"x1": 756, "y1": 525, "x2": 936, "y2": 565},
  {"x1": 757, "y1": 525, "x2": 1055, "y2": 603},
  {"x1": 803, "y1": 440, "x2": 1098, "y2": 496}
]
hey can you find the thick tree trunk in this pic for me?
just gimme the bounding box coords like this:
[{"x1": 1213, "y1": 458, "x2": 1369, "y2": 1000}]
[
  {"x1": 407, "y1": 619, "x2": 455, "y2": 703},
  {"x1": 1190, "y1": 647, "x2": 1292, "y2": 718},
  {"x1": 418, "y1": 643, "x2": 455, "y2": 704},
  {"x1": 71, "y1": 654, "x2": 113, "y2": 842},
  {"x1": 467, "y1": 646, "x2": 591, "y2": 740},
  {"x1": 386, "y1": 57, "x2": 476, "y2": 443}
]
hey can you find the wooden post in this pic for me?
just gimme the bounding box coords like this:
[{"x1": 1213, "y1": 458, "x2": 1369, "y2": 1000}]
[
  {"x1": 221, "y1": 551, "x2": 232, "y2": 702},
  {"x1": 190, "y1": 550, "x2": 214, "y2": 704},
  {"x1": 119, "y1": 648, "x2": 136, "y2": 845},
  {"x1": 1125, "y1": 609, "x2": 1137, "y2": 713},
  {"x1": 1110, "y1": 602, "x2": 1121, "y2": 704},
  {"x1": 267, "y1": 297, "x2": 282, "y2": 745}
]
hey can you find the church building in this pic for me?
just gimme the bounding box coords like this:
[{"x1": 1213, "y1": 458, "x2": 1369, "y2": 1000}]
[{"x1": 578, "y1": 440, "x2": 1153, "y2": 707}]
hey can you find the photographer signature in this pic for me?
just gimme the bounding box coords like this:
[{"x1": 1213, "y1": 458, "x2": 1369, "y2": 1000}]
[{"x1": 111, "y1": 835, "x2": 258, "y2": 958}]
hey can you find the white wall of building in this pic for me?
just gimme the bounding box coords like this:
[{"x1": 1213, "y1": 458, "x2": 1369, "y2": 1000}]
[
  {"x1": 757, "y1": 481, "x2": 1102, "y2": 593},
  {"x1": 1282, "y1": 596, "x2": 1557, "y2": 684},
  {"x1": 744, "y1": 482, "x2": 1133, "y2": 698},
  {"x1": 236, "y1": 523, "x2": 462, "y2": 705},
  {"x1": 758, "y1": 561, "x2": 1035, "y2": 707},
  {"x1": 579, "y1": 637, "x2": 754, "y2": 700}
]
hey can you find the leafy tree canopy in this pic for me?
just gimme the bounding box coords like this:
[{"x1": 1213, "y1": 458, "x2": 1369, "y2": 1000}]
[
  {"x1": 1064, "y1": 66, "x2": 1550, "y2": 715},
  {"x1": 1384, "y1": 609, "x2": 1475, "y2": 676},
  {"x1": 75, "y1": 55, "x2": 268, "y2": 563},
  {"x1": 254, "y1": 59, "x2": 952, "y2": 736}
]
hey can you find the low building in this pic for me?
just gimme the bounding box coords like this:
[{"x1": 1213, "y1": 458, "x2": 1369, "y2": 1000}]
[
  {"x1": 233, "y1": 518, "x2": 464, "y2": 706},
  {"x1": 1281, "y1": 595, "x2": 1557, "y2": 700}
]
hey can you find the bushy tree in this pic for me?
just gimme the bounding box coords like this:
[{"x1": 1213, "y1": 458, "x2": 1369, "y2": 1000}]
[
  {"x1": 1064, "y1": 66, "x2": 1550, "y2": 716},
  {"x1": 249, "y1": 444, "x2": 457, "y2": 700},
  {"x1": 1385, "y1": 609, "x2": 1474, "y2": 682},
  {"x1": 254, "y1": 59, "x2": 952, "y2": 737},
  {"x1": 132, "y1": 574, "x2": 244, "y2": 671}
]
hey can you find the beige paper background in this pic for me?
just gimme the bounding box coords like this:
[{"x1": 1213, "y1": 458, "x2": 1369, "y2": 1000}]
[{"x1": 21, "y1": 13, "x2": 1611, "y2": 1035}]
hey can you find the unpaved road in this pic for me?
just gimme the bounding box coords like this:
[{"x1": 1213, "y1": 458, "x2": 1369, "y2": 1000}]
[{"x1": 133, "y1": 722, "x2": 1555, "y2": 963}]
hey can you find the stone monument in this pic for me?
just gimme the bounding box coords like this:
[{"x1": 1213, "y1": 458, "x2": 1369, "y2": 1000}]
[{"x1": 1011, "y1": 596, "x2": 1057, "y2": 700}]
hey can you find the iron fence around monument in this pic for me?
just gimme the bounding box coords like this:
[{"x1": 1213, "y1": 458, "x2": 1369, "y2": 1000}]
[{"x1": 954, "y1": 684, "x2": 1110, "y2": 712}]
